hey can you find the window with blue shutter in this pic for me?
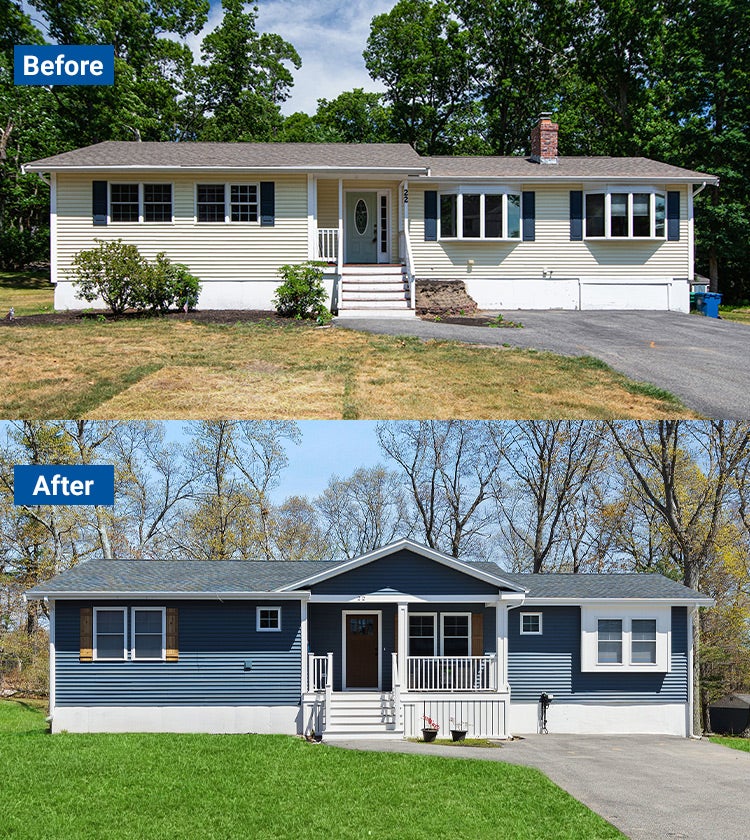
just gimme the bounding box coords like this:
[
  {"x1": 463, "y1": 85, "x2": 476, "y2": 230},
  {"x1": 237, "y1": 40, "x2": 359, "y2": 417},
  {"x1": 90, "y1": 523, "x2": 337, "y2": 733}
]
[
  {"x1": 424, "y1": 190, "x2": 438, "y2": 241},
  {"x1": 522, "y1": 191, "x2": 535, "y2": 241},
  {"x1": 92, "y1": 180, "x2": 108, "y2": 226},
  {"x1": 667, "y1": 191, "x2": 680, "y2": 241},
  {"x1": 260, "y1": 181, "x2": 275, "y2": 226}
]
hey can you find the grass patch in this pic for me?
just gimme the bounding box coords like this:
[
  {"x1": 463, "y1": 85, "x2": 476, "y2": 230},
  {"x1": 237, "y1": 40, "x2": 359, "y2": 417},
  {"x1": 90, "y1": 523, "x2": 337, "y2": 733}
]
[
  {"x1": 0, "y1": 700, "x2": 622, "y2": 839},
  {"x1": 0, "y1": 318, "x2": 694, "y2": 419},
  {"x1": 407, "y1": 737, "x2": 501, "y2": 748},
  {"x1": 719, "y1": 305, "x2": 750, "y2": 325},
  {"x1": 709, "y1": 735, "x2": 750, "y2": 752},
  {"x1": 0, "y1": 269, "x2": 54, "y2": 316}
]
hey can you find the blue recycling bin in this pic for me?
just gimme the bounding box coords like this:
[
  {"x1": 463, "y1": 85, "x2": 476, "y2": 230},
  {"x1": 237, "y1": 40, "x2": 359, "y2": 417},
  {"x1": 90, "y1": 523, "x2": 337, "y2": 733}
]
[{"x1": 697, "y1": 292, "x2": 722, "y2": 318}]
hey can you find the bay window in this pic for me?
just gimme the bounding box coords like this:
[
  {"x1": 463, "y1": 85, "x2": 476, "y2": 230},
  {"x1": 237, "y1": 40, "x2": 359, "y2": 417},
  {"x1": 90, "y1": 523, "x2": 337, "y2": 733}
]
[{"x1": 584, "y1": 190, "x2": 667, "y2": 239}]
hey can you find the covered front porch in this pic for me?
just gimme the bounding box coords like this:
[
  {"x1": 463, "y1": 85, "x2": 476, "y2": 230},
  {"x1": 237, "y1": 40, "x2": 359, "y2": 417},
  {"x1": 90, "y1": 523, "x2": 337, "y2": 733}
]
[
  {"x1": 309, "y1": 176, "x2": 415, "y2": 315},
  {"x1": 301, "y1": 596, "x2": 519, "y2": 739}
]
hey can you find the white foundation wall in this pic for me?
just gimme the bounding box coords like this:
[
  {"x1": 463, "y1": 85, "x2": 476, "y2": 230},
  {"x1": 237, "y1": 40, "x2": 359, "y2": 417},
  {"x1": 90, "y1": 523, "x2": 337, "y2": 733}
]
[
  {"x1": 511, "y1": 701, "x2": 688, "y2": 737},
  {"x1": 463, "y1": 276, "x2": 690, "y2": 312},
  {"x1": 51, "y1": 705, "x2": 300, "y2": 734}
]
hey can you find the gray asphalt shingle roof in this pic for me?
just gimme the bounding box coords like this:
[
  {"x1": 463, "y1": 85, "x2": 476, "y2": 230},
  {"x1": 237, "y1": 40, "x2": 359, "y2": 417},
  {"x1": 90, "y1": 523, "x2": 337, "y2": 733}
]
[
  {"x1": 23, "y1": 142, "x2": 717, "y2": 183},
  {"x1": 24, "y1": 142, "x2": 425, "y2": 171},
  {"x1": 26, "y1": 558, "x2": 707, "y2": 601},
  {"x1": 424, "y1": 155, "x2": 718, "y2": 183}
]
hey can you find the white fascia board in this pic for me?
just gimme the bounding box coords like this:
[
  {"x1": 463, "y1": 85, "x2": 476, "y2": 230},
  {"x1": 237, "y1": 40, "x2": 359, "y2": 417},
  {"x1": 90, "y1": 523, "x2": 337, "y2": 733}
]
[
  {"x1": 23, "y1": 164, "x2": 429, "y2": 176},
  {"x1": 308, "y1": 593, "x2": 506, "y2": 604},
  {"x1": 416, "y1": 175, "x2": 719, "y2": 185},
  {"x1": 277, "y1": 538, "x2": 527, "y2": 594},
  {"x1": 512, "y1": 597, "x2": 714, "y2": 608},
  {"x1": 24, "y1": 590, "x2": 310, "y2": 601}
]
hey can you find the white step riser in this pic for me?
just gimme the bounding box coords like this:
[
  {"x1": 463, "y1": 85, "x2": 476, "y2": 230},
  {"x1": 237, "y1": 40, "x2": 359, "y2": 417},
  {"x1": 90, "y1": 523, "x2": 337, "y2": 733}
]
[
  {"x1": 342, "y1": 283, "x2": 408, "y2": 293},
  {"x1": 344, "y1": 294, "x2": 408, "y2": 303},
  {"x1": 324, "y1": 731, "x2": 404, "y2": 740},
  {"x1": 340, "y1": 301, "x2": 410, "y2": 309},
  {"x1": 336, "y1": 310, "x2": 416, "y2": 319},
  {"x1": 341, "y1": 266, "x2": 405, "y2": 276}
]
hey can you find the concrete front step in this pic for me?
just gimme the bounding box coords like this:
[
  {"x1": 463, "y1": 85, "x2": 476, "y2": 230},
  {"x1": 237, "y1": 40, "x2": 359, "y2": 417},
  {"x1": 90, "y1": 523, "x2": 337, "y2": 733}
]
[
  {"x1": 336, "y1": 309, "x2": 416, "y2": 319},
  {"x1": 324, "y1": 730, "x2": 405, "y2": 740}
]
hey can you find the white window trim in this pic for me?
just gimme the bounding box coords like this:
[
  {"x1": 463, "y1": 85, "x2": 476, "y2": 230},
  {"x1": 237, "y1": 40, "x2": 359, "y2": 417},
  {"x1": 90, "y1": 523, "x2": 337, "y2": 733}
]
[
  {"x1": 408, "y1": 611, "x2": 437, "y2": 656},
  {"x1": 520, "y1": 611, "x2": 543, "y2": 635},
  {"x1": 195, "y1": 183, "x2": 260, "y2": 224},
  {"x1": 581, "y1": 604, "x2": 670, "y2": 672},
  {"x1": 584, "y1": 187, "x2": 667, "y2": 241},
  {"x1": 256, "y1": 605, "x2": 282, "y2": 632},
  {"x1": 438, "y1": 188, "x2": 522, "y2": 241},
  {"x1": 130, "y1": 606, "x2": 166, "y2": 661},
  {"x1": 108, "y1": 182, "x2": 174, "y2": 224},
  {"x1": 92, "y1": 606, "x2": 127, "y2": 661},
  {"x1": 440, "y1": 612, "x2": 472, "y2": 656}
]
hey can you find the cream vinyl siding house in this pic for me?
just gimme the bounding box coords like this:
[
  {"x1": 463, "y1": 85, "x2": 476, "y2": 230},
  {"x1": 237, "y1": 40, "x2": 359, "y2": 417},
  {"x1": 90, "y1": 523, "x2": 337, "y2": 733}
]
[{"x1": 24, "y1": 118, "x2": 717, "y2": 315}]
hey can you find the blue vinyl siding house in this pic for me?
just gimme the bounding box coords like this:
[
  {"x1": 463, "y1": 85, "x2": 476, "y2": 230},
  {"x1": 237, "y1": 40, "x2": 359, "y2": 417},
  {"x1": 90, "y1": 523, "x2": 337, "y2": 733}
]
[{"x1": 26, "y1": 539, "x2": 711, "y2": 738}]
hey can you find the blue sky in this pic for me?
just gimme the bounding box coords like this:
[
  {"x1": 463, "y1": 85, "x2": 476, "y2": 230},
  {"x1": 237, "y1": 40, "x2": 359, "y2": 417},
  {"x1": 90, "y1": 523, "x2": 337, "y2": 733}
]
[{"x1": 199, "y1": 0, "x2": 395, "y2": 115}]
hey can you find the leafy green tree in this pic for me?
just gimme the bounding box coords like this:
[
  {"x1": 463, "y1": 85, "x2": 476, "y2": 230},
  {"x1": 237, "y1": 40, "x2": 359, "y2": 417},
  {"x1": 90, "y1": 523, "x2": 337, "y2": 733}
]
[
  {"x1": 193, "y1": 0, "x2": 300, "y2": 141},
  {"x1": 364, "y1": 0, "x2": 474, "y2": 153},
  {"x1": 315, "y1": 89, "x2": 393, "y2": 144}
]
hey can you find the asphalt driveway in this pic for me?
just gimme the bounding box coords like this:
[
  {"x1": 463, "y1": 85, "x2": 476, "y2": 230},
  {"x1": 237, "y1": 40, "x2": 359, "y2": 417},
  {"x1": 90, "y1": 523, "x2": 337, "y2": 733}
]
[
  {"x1": 334, "y1": 311, "x2": 750, "y2": 418},
  {"x1": 328, "y1": 734, "x2": 750, "y2": 840}
]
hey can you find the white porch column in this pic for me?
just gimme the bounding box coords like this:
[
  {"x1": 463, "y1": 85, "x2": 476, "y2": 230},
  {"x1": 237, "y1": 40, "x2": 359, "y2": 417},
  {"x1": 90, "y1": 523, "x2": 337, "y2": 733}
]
[
  {"x1": 496, "y1": 601, "x2": 509, "y2": 692},
  {"x1": 397, "y1": 602, "x2": 408, "y2": 688},
  {"x1": 307, "y1": 174, "x2": 316, "y2": 260},
  {"x1": 300, "y1": 599, "x2": 308, "y2": 694},
  {"x1": 48, "y1": 599, "x2": 56, "y2": 713},
  {"x1": 50, "y1": 173, "x2": 58, "y2": 285},
  {"x1": 337, "y1": 178, "x2": 344, "y2": 276}
]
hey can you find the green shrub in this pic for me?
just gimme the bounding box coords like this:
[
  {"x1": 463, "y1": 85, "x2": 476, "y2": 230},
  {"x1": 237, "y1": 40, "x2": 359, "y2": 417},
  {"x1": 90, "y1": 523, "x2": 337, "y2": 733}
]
[
  {"x1": 72, "y1": 241, "x2": 201, "y2": 315},
  {"x1": 273, "y1": 261, "x2": 328, "y2": 319},
  {"x1": 71, "y1": 239, "x2": 147, "y2": 315}
]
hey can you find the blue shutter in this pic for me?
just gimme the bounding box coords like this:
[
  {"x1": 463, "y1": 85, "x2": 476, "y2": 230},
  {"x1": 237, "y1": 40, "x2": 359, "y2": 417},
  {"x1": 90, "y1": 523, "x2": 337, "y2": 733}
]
[
  {"x1": 667, "y1": 191, "x2": 680, "y2": 241},
  {"x1": 424, "y1": 190, "x2": 438, "y2": 241},
  {"x1": 260, "y1": 182, "x2": 275, "y2": 226},
  {"x1": 92, "y1": 181, "x2": 108, "y2": 226},
  {"x1": 522, "y1": 192, "x2": 535, "y2": 241},
  {"x1": 570, "y1": 191, "x2": 583, "y2": 240}
]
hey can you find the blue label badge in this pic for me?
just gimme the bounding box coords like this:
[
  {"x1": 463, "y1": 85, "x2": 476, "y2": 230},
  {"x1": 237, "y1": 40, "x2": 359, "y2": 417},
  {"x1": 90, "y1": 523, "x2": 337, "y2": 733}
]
[
  {"x1": 14, "y1": 45, "x2": 114, "y2": 86},
  {"x1": 14, "y1": 465, "x2": 115, "y2": 506}
]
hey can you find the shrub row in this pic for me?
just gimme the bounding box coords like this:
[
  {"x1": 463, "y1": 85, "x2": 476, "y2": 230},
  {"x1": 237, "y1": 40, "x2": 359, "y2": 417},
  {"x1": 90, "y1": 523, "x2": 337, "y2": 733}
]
[{"x1": 72, "y1": 239, "x2": 201, "y2": 315}]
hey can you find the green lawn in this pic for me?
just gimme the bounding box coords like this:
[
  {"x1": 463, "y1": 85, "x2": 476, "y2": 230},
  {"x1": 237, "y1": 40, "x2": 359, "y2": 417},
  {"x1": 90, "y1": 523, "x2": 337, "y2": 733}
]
[
  {"x1": 719, "y1": 305, "x2": 750, "y2": 325},
  {"x1": 0, "y1": 700, "x2": 622, "y2": 839},
  {"x1": 710, "y1": 735, "x2": 750, "y2": 752},
  {"x1": 0, "y1": 269, "x2": 54, "y2": 316}
]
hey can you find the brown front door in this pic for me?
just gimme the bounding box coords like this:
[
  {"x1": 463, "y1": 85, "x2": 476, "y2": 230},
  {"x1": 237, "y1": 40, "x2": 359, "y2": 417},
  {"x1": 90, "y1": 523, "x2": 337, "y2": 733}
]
[{"x1": 345, "y1": 613, "x2": 379, "y2": 688}]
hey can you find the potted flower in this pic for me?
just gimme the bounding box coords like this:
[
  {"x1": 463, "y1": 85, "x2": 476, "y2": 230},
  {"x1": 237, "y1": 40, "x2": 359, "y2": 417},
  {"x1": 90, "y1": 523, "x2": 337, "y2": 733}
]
[
  {"x1": 450, "y1": 718, "x2": 468, "y2": 742},
  {"x1": 422, "y1": 715, "x2": 440, "y2": 742}
]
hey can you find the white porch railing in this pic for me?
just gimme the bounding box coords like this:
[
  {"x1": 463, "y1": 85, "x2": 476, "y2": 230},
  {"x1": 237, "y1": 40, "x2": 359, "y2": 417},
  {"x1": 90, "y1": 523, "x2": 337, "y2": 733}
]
[
  {"x1": 391, "y1": 652, "x2": 402, "y2": 732},
  {"x1": 308, "y1": 654, "x2": 329, "y2": 692},
  {"x1": 317, "y1": 228, "x2": 338, "y2": 262},
  {"x1": 406, "y1": 655, "x2": 497, "y2": 692}
]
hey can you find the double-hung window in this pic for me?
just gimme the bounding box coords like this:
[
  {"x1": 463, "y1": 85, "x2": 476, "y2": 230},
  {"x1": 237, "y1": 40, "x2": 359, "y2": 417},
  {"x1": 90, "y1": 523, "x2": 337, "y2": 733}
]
[
  {"x1": 597, "y1": 619, "x2": 623, "y2": 664},
  {"x1": 197, "y1": 184, "x2": 260, "y2": 223},
  {"x1": 131, "y1": 607, "x2": 166, "y2": 660},
  {"x1": 439, "y1": 191, "x2": 521, "y2": 240},
  {"x1": 631, "y1": 619, "x2": 657, "y2": 664},
  {"x1": 441, "y1": 613, "x2": 470, "y2": 656},
  {"x1": 409, "y1": 614, "x2": 436, "y2": 656},
  {"x1": 110, "y1": 183, "x2": 172, "y2": 223},
  {"x1": 93, "y1": 607, "x2": 127, "y2": 660},
  {"x1": 583, "y1": 608, "x2": 668, "y2": 672},
  {"x1": 584, "y1": 190, "x2": 666, "y2": 239}
]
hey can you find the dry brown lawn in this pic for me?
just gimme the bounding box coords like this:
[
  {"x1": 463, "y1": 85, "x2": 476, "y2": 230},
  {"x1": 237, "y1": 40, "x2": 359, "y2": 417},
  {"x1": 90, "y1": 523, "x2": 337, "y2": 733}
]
[
  {"x1": 0, "y1": 317, "x2": 696, "y2": 419},
  {"x1": 0, "y1": 270, "x2": 54, "y2": 317}
]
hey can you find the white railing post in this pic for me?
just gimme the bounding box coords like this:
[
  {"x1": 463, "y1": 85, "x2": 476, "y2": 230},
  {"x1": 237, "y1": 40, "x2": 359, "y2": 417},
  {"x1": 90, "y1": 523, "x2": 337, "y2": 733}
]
[
  {"x1": 391, "y1": 652, "x2": 401, "y2": 732},
  {"x1": 325, "y1": 651, "x2": 333, "y2": 705},
  {"x1": 307, "y1": 653, "x2": 314, "y2": 693}
]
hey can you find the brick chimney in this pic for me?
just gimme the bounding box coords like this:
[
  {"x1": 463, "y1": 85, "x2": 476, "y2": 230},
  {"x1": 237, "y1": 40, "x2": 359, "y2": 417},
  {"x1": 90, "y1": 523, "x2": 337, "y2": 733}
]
[{"x1": 530, "y1": 113, "x2": 558, "y2": 164}]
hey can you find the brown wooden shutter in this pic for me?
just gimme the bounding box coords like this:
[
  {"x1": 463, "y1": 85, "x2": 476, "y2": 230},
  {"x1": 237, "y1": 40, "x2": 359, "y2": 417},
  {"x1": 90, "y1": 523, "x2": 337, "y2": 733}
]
[
  {"x1": 471, "y1": 613, "x2": 483, "y2": 656},
  {"x1": 79, "y1": 607, "x2": 93, "y2": 661},
  {"x1": 166, "y1": 607, "x2": 179, "y2": 661}
]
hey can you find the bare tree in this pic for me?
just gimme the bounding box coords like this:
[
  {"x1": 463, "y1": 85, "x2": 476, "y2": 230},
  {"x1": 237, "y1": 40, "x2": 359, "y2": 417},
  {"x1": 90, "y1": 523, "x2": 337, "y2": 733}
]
[
  {"x1": 493, "y1": 421, "x2": 605, "y2": 572},
  {"x1": 377, "y1": 421, "x2": 502, "y2": 558},
  {"x1": 271, "y1": 495, "x2": 333, "y2": 561},
  {"x1": 315, "y1": 465, "x2": 410, "y2": 559}
]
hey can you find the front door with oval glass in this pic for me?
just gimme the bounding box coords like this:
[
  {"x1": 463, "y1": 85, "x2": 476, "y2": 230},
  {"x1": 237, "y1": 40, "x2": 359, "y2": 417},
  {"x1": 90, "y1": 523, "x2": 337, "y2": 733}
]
[
  {"x1": 345, "y1": 613, "x2": 380, "y2": 688},
  {"x1": 345, "y1": 192, "x2": 378, "y2": 264}
]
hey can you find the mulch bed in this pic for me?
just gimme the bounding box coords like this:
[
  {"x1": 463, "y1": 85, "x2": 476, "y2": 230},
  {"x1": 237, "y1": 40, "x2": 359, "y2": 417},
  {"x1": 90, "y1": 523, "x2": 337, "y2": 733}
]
[
  {"x1": 0, "y1": 310, "x2": 311, "y2": 328},
  {"x1": 418, "y1": 313, "x2": 523, "y2": 327}
]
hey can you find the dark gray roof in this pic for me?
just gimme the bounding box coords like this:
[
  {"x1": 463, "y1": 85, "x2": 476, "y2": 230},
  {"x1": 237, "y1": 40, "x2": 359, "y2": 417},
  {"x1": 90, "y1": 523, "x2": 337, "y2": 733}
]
[
  {"x1": 24, "y1": 142, "x2": 425, "y2": 172},
  {"x1": 26, "y1": 560, "x2": 342, "y2": 596},
  {"x1": 26, "y1": 558, "x2": 707, "y2": 601},
  {"x1": 424, "y1": 155, "x2": 717, "y2": 183},
  {"x1": 23, "y1": 143, "x2": 716, "y2": 184}
]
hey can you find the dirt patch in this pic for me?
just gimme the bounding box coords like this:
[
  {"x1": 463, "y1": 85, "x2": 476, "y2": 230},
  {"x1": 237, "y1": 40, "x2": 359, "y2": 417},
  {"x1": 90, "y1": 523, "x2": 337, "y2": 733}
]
[
  {"x1": 0, "y1": 309, "x2": 309, "y2": 328},
  {"x1": 415, "y1": 279, "x2": 478, "y2": 316},
  {"x1": 419, "y1": 313, "x2": 524, "y2": 328}
]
